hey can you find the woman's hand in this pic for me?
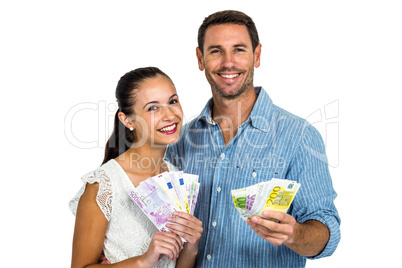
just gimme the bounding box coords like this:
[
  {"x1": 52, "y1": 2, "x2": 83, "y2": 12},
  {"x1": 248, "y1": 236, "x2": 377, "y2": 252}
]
[
  {"x1": 166, "y1": 211, "x2": 203, "y2": 254},
  {"x1": 140, "y1": 231, "x2": 183, "y2": 267}
]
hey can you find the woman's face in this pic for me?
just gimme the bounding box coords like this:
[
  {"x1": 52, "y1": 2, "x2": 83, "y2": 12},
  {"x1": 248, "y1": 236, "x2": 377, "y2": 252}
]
[{"x1": 131, "y1": 75, "x2": 183, "y2": 148}]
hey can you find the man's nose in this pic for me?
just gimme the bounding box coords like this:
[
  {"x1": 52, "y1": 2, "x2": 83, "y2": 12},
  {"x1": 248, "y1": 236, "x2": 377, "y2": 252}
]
[{"x1": 222, "y1": 52, "x2": 235, "y2": 68}]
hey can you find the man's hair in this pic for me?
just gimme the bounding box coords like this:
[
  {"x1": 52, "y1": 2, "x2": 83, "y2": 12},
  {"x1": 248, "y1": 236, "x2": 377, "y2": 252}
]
[{"x1": 197, "y1": 10, "x2": 260, "y2": 54}]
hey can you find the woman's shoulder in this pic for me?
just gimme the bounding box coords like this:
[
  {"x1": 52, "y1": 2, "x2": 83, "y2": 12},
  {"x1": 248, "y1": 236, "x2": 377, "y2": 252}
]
[
  {"x1": 80, "y1": 160, "x2": 120, "y2": 184},
  {"x1": 69, "y1": 160, "x2": 120, "y2": 220}
]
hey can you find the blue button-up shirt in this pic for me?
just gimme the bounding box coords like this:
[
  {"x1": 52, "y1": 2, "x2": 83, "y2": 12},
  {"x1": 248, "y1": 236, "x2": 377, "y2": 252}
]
[{"x1": 165, "y1": 87, "x2": 341, "y2": 267}]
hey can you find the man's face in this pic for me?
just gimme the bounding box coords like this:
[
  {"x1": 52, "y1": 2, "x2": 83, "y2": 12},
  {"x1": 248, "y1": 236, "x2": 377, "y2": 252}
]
[{"x1": 197, "y1": 24, "x2": 261, "y2": 100}]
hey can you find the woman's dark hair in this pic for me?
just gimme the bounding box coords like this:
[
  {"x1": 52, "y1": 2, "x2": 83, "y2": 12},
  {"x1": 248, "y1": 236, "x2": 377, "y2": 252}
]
[
  {"x1": 101, "y1": 67, "x2": 173, "y2": 165},
  {"x1": 197, "y1": 10, "x2": 260, "y2": 54}
]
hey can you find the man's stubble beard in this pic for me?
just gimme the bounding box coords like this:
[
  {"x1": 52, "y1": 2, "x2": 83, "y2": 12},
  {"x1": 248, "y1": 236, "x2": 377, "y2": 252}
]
[{"x1": 205, "y1": 65, "x2": 255, "y2": 100}]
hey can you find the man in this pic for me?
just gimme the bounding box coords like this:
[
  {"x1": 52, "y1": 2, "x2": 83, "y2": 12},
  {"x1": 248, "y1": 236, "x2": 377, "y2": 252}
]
[{"x1": 165, "y1": 10, "x2": 340, "y2": 267}]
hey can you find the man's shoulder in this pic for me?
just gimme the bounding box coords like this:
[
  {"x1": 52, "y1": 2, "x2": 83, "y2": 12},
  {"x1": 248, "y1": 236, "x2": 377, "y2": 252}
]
[
  {"x1": 259, "y1": 102, "x2": 325, "y2": 150},
  {"x1": 264, "y1": 103, "x2": 310, "y2": 134},
  {"x1": 271, "y1": 103, "x2": 307, "y2": 124},
  {"x1": 180, "y1": 114, "x2": 206, "y2": 133},
  {"x1": 252, "y1": 87, "x2": 310, "y2": 133},
  {"x1": 271, "y1": 103, "x2": 325, "y2": 146}
]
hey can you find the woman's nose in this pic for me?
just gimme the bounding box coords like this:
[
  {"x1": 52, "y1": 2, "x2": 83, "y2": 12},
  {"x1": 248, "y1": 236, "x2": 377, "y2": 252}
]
[{"x1": 162, "y1": 105, "x2": 175, "y2": 121}]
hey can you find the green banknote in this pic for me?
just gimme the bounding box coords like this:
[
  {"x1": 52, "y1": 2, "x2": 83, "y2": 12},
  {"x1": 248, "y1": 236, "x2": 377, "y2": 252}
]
[{"x1": 231, "y1": 179, "x2": 300, "y2": 221}]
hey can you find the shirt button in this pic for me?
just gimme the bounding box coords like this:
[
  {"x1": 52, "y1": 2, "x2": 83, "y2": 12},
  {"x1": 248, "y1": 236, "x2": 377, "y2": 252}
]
[
  {"x1": 220, "y1": 153, "x2": 225, "y2": 159},
  {"x1": 207, "y1": 254, "x2": 212, "y2": 260},
  {"x1": 252, "y1": 172, "x2": 257, "y2": 178},
  {"x1": 212, "y1": 221, "x2": 217, "y2": 227},
  {"x1": 216, "y1": 186, "x2": 221, "y2": 192}
]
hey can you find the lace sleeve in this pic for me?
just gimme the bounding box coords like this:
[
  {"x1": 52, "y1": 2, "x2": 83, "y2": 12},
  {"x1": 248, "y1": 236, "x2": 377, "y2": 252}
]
[{"x1": 69, "y1": 168, "x2": 113, "y2": 221}]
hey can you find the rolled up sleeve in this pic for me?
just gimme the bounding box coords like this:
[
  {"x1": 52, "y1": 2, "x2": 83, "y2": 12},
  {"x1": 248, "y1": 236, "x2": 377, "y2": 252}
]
[{"x1": 287, "y1": 125, "x2": 341, "y2": 259}]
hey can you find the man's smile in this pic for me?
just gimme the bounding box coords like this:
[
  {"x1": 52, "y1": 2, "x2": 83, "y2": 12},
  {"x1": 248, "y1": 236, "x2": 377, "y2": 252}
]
[
  {"x1": 214, "y1": 68, "x2": 245, "y2": 83},
  {"x1": 219, "y1": 73, "x2": 240, "y2": 79}
]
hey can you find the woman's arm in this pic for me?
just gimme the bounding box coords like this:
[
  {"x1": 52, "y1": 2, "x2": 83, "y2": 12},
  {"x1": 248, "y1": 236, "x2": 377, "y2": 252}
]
[
  {"x1": 72, "y1": 182, "x2": 110, "y2": 267},
  {"x1": 71, "y1": 183, "x2": 145, "y2": 267},
  {"x1": 71, "y1": 183, "x2": 183, "y2": 268}
]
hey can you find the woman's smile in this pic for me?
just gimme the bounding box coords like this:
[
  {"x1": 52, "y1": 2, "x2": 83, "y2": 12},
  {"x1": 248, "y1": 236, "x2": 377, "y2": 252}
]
[{"x1": 158, "y1": 123, "x2": 178, "y2": 135}]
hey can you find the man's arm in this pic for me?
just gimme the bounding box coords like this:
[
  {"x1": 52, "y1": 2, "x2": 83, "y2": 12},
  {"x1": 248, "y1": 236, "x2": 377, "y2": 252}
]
[{"x1": 247, "y1": 210, "x2": 329, "y2": 257}]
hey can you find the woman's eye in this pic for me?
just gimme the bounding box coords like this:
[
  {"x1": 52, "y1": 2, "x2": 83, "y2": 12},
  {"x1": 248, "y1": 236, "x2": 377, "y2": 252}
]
[
  {"x1": 148, "y1": 105, "x2": 158, "y2": 111},
  {"x1": 170, "y1": 99, "x2": 179, "y2": 105}
]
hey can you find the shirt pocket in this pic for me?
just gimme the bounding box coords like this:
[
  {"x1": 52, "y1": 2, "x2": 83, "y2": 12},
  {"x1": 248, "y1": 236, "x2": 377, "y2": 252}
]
[{"x1": 233, "y1": 168, "x2": 278, "y2": 188}]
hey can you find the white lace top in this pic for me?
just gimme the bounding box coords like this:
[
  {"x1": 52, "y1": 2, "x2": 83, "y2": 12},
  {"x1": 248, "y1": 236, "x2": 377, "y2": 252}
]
[{"x1": 69, "y1": 159, "x2": 178, "y2": 267}]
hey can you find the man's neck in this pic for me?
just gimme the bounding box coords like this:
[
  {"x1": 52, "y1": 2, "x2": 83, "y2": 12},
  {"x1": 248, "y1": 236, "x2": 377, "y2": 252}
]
[{"x1": 212, "y1": 86, "x2": 258, "y2": 145}]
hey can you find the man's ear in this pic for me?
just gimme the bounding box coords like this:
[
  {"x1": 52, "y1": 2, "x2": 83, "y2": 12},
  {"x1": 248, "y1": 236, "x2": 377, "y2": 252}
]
[
  {"x1": 254, "y1": 43, "x2": 262, "y2": 68},
  {"x1": 196, "y1": 47, "x2": 205, "y2": 71}
]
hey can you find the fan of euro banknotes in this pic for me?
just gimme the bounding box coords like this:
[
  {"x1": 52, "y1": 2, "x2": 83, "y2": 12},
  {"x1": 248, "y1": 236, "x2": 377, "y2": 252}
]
[
  {"x1": 129, "y1": 171, "x2": 200, "y2": 236},
  {"x1": 232, "y1": 179, "x2": 300, "y2": 221}
]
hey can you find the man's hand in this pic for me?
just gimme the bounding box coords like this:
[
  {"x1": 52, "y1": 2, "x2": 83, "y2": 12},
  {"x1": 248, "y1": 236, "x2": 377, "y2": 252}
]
[
  {"x1": 246, "y1": 210, "x2": 298, "y2": 246},
  {"x1": 246, "y1": 210, "x2": 330, "y2": 257}
]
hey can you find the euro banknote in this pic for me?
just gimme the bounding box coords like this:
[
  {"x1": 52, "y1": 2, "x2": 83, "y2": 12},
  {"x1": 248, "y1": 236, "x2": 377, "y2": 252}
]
[
  {"x1": 232, "y1": 179, "x2": 300, "y2": 221},
  {"x1": 129, "y1": 171, "x2": 200, "y2": 236}
]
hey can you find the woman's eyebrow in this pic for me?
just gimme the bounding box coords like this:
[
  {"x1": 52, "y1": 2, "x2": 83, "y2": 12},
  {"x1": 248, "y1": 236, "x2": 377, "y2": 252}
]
[
  {"x1": 143, "y1": 101, "x2": 159, "y2": 109},
  {"x1": 143, "y1": 94, "x2": 178, "y2": 109}
]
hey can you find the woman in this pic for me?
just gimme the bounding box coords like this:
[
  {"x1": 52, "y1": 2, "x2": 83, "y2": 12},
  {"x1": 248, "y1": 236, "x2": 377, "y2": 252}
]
[{"x1": 69, "y1": 67, "x2": 203, "y2": 267}]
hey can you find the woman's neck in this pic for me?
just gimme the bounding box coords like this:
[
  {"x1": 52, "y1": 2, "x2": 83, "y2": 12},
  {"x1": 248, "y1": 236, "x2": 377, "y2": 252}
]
[{"x1": 116, "y1": 145, "x2": 168, "y2": 179}]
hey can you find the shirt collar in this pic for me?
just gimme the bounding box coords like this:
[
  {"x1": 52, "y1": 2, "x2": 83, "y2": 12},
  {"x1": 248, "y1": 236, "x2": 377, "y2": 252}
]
[
  {"x1": 194, "y1": 87, "x2": 273, "y2": 132},
  {"x1": 248, "y1": 87, "x2": 273, "y2": 132}
]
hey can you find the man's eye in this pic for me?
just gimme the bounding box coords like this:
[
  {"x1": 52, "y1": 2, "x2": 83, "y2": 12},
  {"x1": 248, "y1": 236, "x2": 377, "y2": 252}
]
[{"x1": 211, "y1": 49, "x2": 220, "y2": 54}]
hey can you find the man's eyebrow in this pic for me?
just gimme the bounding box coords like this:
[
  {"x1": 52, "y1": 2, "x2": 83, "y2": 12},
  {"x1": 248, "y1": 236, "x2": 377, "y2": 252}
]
[
  {"x1": 207, "y1": 45, "x2": 223, "y2": 51},
  {"x1": 206, "y1": 44, "x2": 248, "y2": 51},
  {"x1": 233, "y1": 43, "x2": 247, "y2": 48}
]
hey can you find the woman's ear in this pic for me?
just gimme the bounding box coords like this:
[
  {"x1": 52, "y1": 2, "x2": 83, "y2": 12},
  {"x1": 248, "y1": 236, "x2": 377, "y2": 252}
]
[{"x1": 118, "y1": 112, "x2": 135, "y2": 131}]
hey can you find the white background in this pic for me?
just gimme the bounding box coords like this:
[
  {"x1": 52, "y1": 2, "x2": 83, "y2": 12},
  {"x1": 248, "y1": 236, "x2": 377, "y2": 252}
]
[{"x1": 1, "y1": 0, "x2": 401, "y2": 267}]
